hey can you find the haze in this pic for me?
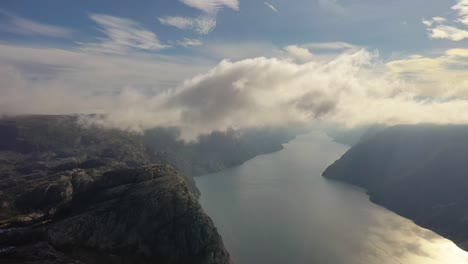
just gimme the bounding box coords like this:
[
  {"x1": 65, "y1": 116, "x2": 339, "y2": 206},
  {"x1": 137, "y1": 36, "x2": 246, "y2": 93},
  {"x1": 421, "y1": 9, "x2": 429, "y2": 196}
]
[{"x1": 1, "y1": 1, "x2": 468, "y2": 139}]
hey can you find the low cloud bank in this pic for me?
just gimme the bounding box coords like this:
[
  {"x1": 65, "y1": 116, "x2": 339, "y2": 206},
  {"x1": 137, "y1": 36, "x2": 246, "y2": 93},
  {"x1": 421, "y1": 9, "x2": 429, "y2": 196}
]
[{"x1": 2, "y1": 45, "x2": 468, "y2": 140}]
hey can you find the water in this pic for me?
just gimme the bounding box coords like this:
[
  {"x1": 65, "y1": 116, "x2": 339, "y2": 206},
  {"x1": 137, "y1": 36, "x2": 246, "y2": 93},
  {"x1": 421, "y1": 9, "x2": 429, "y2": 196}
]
[{"x1": 196, "y1": 132, "x2": 468, "y2": 264}]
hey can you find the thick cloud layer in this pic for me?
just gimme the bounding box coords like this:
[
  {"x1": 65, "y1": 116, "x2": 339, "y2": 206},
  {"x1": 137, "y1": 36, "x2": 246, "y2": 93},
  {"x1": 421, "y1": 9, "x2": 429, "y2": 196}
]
[
  {"x1": 2, "y1": 45, "x2": 468, "y2": 140},
  {"x1": 84, "y1": 49, "x2": 468, "y2": 139}
]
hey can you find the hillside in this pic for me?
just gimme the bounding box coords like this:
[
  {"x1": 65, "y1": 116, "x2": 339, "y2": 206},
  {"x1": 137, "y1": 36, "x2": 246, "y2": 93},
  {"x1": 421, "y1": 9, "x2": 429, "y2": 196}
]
[
  {"x1": 143, "y1": 127, "x2": 297, "y2": 178},
  {"x1": 0, "y1": 115, "x2": 231, "y2": 264},
  {"x1": 323, "y1": 125, "x2": 468, "y2": 250}
]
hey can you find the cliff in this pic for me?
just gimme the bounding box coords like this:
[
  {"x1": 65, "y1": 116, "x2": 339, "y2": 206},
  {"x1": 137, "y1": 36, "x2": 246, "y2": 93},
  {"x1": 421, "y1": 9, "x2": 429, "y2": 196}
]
[
  {"x1": 323, "y1": 125, "x2": 468, "y2": 250},
  {"x1": 0, "y1": 115, "x2": 231, "y2": 264}
]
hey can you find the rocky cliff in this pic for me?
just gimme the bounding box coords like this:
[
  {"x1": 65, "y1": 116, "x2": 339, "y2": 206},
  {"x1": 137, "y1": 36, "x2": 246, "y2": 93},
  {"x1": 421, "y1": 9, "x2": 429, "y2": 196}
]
[
  {"x1": 0, "y1": 115, "x2": 231, "y2": 264},
  {"x1": 323, "y1": 125, "x2": 468, "y2": 250}
]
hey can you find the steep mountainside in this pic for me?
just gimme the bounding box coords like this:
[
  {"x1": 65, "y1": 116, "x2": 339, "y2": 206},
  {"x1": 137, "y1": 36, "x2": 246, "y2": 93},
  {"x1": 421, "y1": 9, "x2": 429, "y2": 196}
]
[
  {"x1": 323, "y1": 125, "x2": 468, "y2": 250},
  {"x1": 143, "y1": 127, "x2": 297, "y2": 178},
  {"x1": 0, "y1": 115, "x2": 231, "y2": 264}
]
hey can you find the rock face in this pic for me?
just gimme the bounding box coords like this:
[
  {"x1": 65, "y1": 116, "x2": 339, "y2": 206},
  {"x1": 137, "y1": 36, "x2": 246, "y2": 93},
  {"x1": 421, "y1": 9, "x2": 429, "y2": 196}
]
[
  {"x1": 0, "y1": 115, "x2": 231, "y2": 264},
  {"x1": 323, "y1": 125, "x2": 468, "y2": 251}
]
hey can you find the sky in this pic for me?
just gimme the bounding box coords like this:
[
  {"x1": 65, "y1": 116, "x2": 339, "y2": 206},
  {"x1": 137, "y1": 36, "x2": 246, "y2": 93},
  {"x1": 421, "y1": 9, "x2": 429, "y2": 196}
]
[{"x1": 1, "y1": 0, "x2": 468, "y2": 139}]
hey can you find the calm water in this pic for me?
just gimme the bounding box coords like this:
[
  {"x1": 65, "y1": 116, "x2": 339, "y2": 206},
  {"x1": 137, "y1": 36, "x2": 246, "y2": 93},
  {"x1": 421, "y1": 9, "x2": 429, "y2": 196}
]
[{"x1": 196, "y1": 132, "x2": 468, "y2": 264}]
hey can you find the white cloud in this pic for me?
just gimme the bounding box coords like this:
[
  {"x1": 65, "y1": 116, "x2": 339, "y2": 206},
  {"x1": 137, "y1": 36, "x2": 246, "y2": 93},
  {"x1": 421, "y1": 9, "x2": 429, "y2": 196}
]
[
  {"x1": 432, "y1": 16, "x2": 447, "y2": 23},
  {"x1": 89, "y1": 49, "x2": 468, "y2": 139},
  {"x1": 284, "y1": 45, "x2": 314, "y2": 62},
  {"x1": 0, "y1": 10, "x2": 72, "y2": 38},
  {"x1": 178, "y1": 38, "x2": 203, "y2": 47},
  {"x1": 158, "y1": 16, "x2": 193, "y2": 29},
  {"x1": 3, "y1": 42, "x2": 468, "y2": 140},
  {"x1": 199, "y1": 41, "x2": 358, "y2": 62},
  {"x1": 423, "y1": 1, "x2": 468, "y2": 41},
  {"x1": 161, "y1": 0, "x2": 238, "y2": 37},
  {"x1": 0, "y1": 43, "x2": 212, "y2": 116},
  {"x1": 81, "y1": 13, "x2": 169, "y2": 54},
  {"x1": 421, "y1": 19, "x2": 433, "y2": 27},
  {"x1": 158, "y1": 15, "x2": 216, "y2": 35},
  {"x1": 387, "y1": 49, "x2": 468, "y2": 97},
  {"x1": 180, "y1": 0, "x2": 239, "y2": 14},
  {"x1": 446, "y1": 48, "x2": 468, "y2": 57},
  {"x1": 453, "y1": 0, "x2": 468, "y2": 25},
  {"x1": 302, "y1": 42, "x2": 361, "y2": 52},
  {"x1": 408, "y1": 54, "x2": 423, "y2": 59},
  {"x1": 422, "y1": 17, "x2": 446, "y2": 27},
  {"x1": 264, "y1": 2, "x2": 279, "y2": 13},
  {"x1": 429, "y1": 25, "x2": 468, "y2": 41},
  {"x1": 422, "y1": 19, "x2": 433, "y2": 27}
]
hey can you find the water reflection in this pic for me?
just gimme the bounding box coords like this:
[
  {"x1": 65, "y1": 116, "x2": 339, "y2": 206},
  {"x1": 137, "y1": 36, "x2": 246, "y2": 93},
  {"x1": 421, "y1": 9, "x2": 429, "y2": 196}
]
[{"x1": 196, "y1": 132, "x2": 468, "y2": 264}]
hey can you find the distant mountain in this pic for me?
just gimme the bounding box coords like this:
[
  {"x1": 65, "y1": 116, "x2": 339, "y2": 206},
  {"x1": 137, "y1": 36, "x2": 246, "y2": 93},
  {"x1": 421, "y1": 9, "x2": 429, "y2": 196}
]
[
  {"x1": 323, "y1": 125, "x2": 468, "y2": 250},
  {"x1": 143, "y1": 127, "x2": 297, "y2": 179},
  {"x1": 0, "y1": 115, "x2": 231, "y2": 264}
]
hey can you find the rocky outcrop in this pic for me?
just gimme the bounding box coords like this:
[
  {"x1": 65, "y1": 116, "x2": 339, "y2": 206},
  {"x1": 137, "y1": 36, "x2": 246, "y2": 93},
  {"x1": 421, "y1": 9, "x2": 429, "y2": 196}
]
[
  {"x1": 0, "y1": 116, "x2": 231, "y2": 264},
  {"x1": 0, "y1": 115, "x2": 200, "y2": 195},
  {"x1": 0, "y1": 165, "x2": 230, "y2": 264},
  {"x1": 323, "y1": 124, "x2": 468, "y2": 251}
]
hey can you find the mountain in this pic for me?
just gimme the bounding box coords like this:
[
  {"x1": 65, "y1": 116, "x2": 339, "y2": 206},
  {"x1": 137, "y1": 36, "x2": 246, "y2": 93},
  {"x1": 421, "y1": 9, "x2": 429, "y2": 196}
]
[
  {"x1": 323, "y1": 124, "x2": 468, "y2": 250},
  {"x1": 143, "y1": 127, "x2": 297, "y2": 179},
  {"x1": 0, "y1": 115, "x2": 231, "y2": 264}
]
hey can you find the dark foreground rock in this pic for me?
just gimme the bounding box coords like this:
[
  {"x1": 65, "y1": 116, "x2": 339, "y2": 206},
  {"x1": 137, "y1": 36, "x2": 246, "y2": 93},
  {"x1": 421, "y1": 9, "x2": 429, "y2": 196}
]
[
  {"x1": 0, "y1": 165, "x2": 230, "y2": 264},
  {"x1": 323, "y1": 125, "x2": 468, "y2": 251},
  {"x1": 0, "y1": 115, "x2": 231, "y2": 264}
]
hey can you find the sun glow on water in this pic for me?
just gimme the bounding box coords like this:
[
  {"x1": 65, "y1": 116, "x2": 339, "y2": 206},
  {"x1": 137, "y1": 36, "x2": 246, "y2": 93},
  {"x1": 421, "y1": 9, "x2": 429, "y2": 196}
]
[{"x1": 197, "y1": 133, "x2": 468, "y2": 264}]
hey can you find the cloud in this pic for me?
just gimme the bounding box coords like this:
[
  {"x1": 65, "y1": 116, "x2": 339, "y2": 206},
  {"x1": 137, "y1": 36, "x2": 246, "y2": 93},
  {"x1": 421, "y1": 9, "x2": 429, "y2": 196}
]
[
  {"x1": 158, "y1": 16, "x2": 193, "y2": 29},
  {"x1": 422, "y1": 17, "x2": 446, "y2": 27},
  {"x1": 428, "y1": 25, "x2": 468, "y2": 41},
  {"x1": 88, "y1": 49, "x2": 468, "y2": 139},
  {"x1": 446, "y1": 48, "x2": 468, "y2": 57},
  {"x1": 284, "y1": 42, "x2": 361, "y2": 62},
  {"x1": 302, "y1": 42, "x2": 361, "y2": 52},
  {"x1": 422, "y1": 19, "x2": 433, "y2": 27},
  {"x1": 3, "y1": 42, "x2": 468, "y2": 140},
  {"x1": 432, "y1": 17, "x2": 447, "y2": 23},
  {"x1": 88, "y1": 51, "x2": 380, "y2": 138},
  {"x1": 386, "y1": 49, "x2": 468, "y2": 97},
  {"x1": 0, "y1": 43, "x2": 212, "y2": 115},
  {"x1": 180, "y1": 0, "x2": 239, "y2": 14},
  {"x1": 81, "y1": 13, "x2": 169, "y2": 54},
  {"x1": 453, "y1": 0, "x2": 468, "y2": 25},
  {"x1": 158, "y1": 15, "x2": 216, "y2": 35},
  {"x1": 178, "y1": 38, "x2": 203, "y2": 47},
  {"x1": 284, "y1": 45, "x2": 314, "y2": 62},
  {"x1": 423, "y1": 1, "x2": 468, "y2": 41},
  {"x1": 0, "y1": 10, "x2": 72, "y2": 38},
  {"x1": 264, "y1": 2, "x2": 279, "y2": 13},
  {"x1": 161, "y1": 0, "x2": 239, "y2": 36}
]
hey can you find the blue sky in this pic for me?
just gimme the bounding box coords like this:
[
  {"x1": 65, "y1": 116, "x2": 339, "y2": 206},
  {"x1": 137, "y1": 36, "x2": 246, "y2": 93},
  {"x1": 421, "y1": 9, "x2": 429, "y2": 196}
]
[
  {"x1": 0, "y1": 0, "x2": 464, "y2": 58},
  {"x1": 1, "y1": 0, "x2": 468, "y2": 138}
]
